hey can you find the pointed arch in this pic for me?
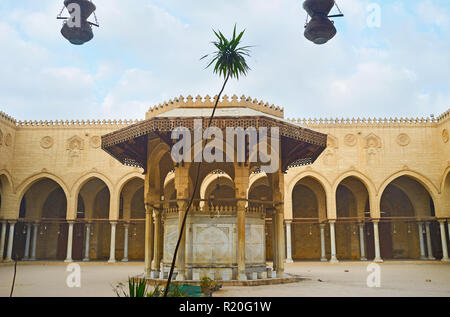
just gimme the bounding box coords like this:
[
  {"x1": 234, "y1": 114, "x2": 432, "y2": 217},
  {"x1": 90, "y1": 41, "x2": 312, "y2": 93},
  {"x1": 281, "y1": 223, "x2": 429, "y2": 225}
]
[
  {"x1": 286, "y1": 170, "x2": 332, "y2": 220},
  {"x1": 377, "y1": 170, "x2": 439, "y2": 206},
  {"x1": 0, "y1": 169, "x2": 13, "y2": 191},
  {"x1": 16, "y1": 172, "x2": 70, "y2": 204},
  {"x1": 115, "y1": 171, "x2": 145, "y2": 199}
]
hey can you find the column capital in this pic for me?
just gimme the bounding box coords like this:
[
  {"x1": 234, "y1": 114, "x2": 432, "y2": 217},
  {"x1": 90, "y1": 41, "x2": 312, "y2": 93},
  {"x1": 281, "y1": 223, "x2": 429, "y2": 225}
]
[
  {"x1": 371, "y1": 219, "x2": 380, "y2": 224},
  {"x1": 284, "y1": 219, "x2": 293, "y2": 225},
  {"x1": 67, "y1": 220, "x2": 75, "y2": 225},
  {"x1": 153, "y1": 209, "x2": 162, "y2": 219},
  {"x1": 328, "y1": 219, "x2": 336, "y2": 224},
  {"x1": 8, "y1": 220, "x2": 17, "y2": 225},
  {"x1": 110, "y1": 221, "x2": 118, "y2": 225},
  {"x1": 437, "y1": 219, "x2": 447, "y2": 224}
]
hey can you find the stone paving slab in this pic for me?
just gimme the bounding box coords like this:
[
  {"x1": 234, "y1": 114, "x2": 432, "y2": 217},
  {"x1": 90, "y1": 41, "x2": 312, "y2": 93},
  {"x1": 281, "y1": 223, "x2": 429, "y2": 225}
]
[{"x1": 0, "y1": 261, "x2": 449, "y2": 297}]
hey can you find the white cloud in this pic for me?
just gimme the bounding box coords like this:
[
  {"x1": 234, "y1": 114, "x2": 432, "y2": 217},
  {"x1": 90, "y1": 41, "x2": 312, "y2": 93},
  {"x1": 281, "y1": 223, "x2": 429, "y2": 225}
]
[{"x1": 0, "y1": 0, "x2": 449, "y2": 121}]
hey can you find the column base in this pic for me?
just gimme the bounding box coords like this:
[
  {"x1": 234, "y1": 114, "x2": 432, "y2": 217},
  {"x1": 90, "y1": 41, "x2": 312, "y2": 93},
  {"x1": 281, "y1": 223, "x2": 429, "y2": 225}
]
[
  {"x1": 108, "y1": 259, "x2": 117, "y2": 264},
  {"x1": 82, "y1": 258, "x2": 90, "y2": 262},
  {"x1": 237, "y1": 272, "x2": 248, "y2": 281},
  {"x1": 360, "y1": 257, "x2": 368, "y2": 261},
  {"x1": 3, "y1": 259, "x2": 13, "y2": 263},
  {"x1": 420, "y1": 256, "x2": 427, "y2": 260},
  {"x1": 320, "y1": 258, "x2": 328, "y2": 262},
  {"x1": 329, "y1": 257, "x2": 339, "y2": 263},
  {"x1": 150, "y1": 270, "x2": 160, "y2": 279},
  {"x1": 121, "y1": 258, "x2": 129, "y2": 262},
  {"x1": 374, "y1": 257, "x2": 383, "y2": 263},
  {"x1": 441, "y1": 258, "x2": 450, "y2": 262},
  {"x1": 285, "y1": 259, "x2": 294, "y2": 263},
  {"x1": 64, "y1": 259, "x2": 73, "y2": 263},
  {"x1": 30, "y1": 257, "x2": 36, "y2": 261},
  {"x1": 276, "y1": 271, "x2": 284, "y2": 278},
  {"x1": 175, "y1": 273, "x2": 185, "y2": 281},
  {"x1": 427, "y1": 257, "x2": 436, "y2": 260}
]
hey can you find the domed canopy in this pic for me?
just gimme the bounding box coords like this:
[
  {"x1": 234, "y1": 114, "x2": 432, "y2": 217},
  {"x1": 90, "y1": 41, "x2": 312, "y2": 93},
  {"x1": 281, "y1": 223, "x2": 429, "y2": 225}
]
[{"x1": 101, "y1": 95, "x2": 327, "y2": 173}]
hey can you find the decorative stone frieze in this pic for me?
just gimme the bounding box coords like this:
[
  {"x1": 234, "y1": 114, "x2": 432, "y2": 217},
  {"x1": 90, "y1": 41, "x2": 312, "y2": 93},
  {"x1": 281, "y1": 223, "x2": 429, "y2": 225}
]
[
  {"x1": 344, "y1": 134, "x2": 357, "y2": 147},
  {"x1": 443, "y1": 129, "x2": 449, "y2": 144},
  {"x1": 397, "y1": 133, "x2": 411, "y2": 147},
  {"x1": 40, "y1": 136, "x2": 54, "y2": 149},
  {"x1": 4, "y1": 133, "x2": 12, "y2": 146}
]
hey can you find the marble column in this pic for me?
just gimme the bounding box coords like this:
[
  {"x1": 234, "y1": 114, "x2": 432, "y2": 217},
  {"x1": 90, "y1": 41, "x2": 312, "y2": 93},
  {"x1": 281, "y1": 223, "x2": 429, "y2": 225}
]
[
  {"x1": 285, "y1": 220, "x2": 293, "y2": 263},
  {"x1": 30, "y1": 223, "x2": 39, "y2": 260},
  {"x1": 373, "y1": 220, "x2": 383, "y2": 263},
  {"x1": 425, "y1": 222, "x2": 435, "y2": 260},
  {"x1": 144, "y1": 206, "x2": 154, "y2": 277},
  {"x1": 275, "y1": 206, "x2": 285, "y2": 278},
  {"x1": 64, "y1": 221, "x2": 74, "y2": 263},
  {"x1": 417, "y1": 222, "x2": 426, "y2": 259},
  {"x1": 320, "y1": 223, "x2": 327, "y2": 262},
  {"x1": 176, "y1": 202, "x2": 187, "y2": 281},
  {"x1": 439, "y1": 220, "x2": 449, "y2": 262},
  {"x1": 108, "y1": 221, "x2": 117, "y2": 263},
  {"x1": 272, "y1": 214, "x2": 278, "y2": 272},
  {"x1": 151, "y1": 210, "x2": 161, "y2": 278},
  {"x1": 5, "y1": 221, "x2": 16, "y2": 262},
  {"x1": 329, "y1": 220, "x2": 338, "y2": 263},
  {"x1": 122, "y1": 223, "x2": 129, "y2": 262},
  {"x1": 359, "y1": 222, "x2": 367, "y2": 261},
  {"x1": 0, "y1": 221, "x2": 7, "y2": 261},
  {"x1": 237, "y1": 201, "x2": 247, "y2": 281},
  {"x1": 23, "y1": 223, "x2": 32, "y2": 260},
  {"x1": 83, "y1": 223, "x2": 91, "y2": 262}
]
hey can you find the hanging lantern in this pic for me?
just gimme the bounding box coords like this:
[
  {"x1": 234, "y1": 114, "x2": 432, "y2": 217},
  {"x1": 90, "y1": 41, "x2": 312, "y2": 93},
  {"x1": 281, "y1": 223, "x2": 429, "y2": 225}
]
[
  {"x1": 57, "y1": 0, "x2": 99, "y2": 45},
  {"x1": 303, "y1": 0, "x2": 344, "y2": 45}
]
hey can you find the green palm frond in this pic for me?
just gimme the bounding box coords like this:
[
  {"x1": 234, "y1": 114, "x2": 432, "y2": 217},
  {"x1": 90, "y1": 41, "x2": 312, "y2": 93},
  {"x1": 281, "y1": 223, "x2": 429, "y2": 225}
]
[{"x1": 201, "y1": 24, "x2": 252, "y2": 80}]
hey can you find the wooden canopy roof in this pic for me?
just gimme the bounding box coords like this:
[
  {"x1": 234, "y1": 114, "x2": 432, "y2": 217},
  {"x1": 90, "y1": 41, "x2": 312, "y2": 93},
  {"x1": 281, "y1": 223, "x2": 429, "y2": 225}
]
[{"x1": 102, "y1": 111, "x2": 327, "y2": 174}]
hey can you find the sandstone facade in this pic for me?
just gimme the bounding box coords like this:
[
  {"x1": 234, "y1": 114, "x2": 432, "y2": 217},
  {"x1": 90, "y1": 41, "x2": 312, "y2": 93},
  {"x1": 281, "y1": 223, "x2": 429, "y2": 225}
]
[{"x1": 0, "y1": 96, "x2": 449, "y2": 264}]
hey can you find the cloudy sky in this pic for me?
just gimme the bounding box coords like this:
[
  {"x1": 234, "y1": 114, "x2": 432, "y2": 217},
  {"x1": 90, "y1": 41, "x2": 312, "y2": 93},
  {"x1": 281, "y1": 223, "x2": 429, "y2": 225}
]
[{"x1": 0, "y1": 0, "x2": 449, "y2": 121}]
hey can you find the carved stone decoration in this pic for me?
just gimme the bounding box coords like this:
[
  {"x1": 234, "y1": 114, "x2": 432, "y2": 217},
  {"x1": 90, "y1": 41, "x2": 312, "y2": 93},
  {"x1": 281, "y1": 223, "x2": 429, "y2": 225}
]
[
  {"x1": 443, "y1": 129, "x2": 449, "y2": 144},
  {"x1": 364, "y1": 133, "x2": 382, "y2": 149},
  {"x1": 397, "y1": 133, "x2": 411, "y2": 147},
  {"x1": 324, "y1": 134, "x2": 338, "y2": 166},
  {"x1": 66, "y1": 136, "x2": 84, "y2": 167},
  {"x1": 344, "y1": 134, "x2": 357, "y2": 147},
  {"x1": 4, "y1": 133, "x2": 12, "y2": 146},
  {"x1": 40, "y1": 136, "x2": 54, "y2": 149},
  {"x1": 0, "y1": 129, "x2": 3, "y2": 146},
  {"x1": 327, "y1": 135, "x2": 339, "y2": 149},
  {"x1": 90, "y1": 136, "x2": 101, "y2": 149},
  {"x1": 363, "y1": 133, "x2": 382, "y2": 165}
]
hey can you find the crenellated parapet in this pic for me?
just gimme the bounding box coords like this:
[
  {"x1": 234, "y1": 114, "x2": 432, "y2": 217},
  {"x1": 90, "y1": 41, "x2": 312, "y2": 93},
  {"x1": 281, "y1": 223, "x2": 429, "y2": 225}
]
[
  {"x1": 0, "y1": 111, "x2": 17, "y2": 128},
  {"x1": 15, "y1": 119, "x2": 143, "y2": 128},
  {"x1": 437, "y1": 109, "x2": 450, "y2": 124},
  {"x1": 146, "y1": 94, "x2": 284, "y2": 119},
  {"x1": 288, "y1": 111, "x2": 450, "y2": 128}
]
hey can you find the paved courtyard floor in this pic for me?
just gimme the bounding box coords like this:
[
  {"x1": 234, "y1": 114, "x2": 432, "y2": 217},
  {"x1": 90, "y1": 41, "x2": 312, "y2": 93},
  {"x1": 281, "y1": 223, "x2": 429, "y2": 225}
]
[{"x1": 0, "y1": 261, "x2": 449, "y2": 297}]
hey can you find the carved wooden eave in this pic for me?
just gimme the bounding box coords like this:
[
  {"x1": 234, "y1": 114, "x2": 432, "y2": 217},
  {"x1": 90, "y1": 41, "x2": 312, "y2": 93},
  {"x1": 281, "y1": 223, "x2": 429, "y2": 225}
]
[{"x1": 101, "y1": 116, "x2": 328, "y2": 173}]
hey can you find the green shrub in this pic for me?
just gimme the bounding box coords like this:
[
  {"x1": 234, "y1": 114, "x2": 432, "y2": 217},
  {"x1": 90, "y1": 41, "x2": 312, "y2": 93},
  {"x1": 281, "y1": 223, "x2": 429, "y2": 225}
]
[{"x1": 113, "y1": 278, "x2": 148, "y2": 297}]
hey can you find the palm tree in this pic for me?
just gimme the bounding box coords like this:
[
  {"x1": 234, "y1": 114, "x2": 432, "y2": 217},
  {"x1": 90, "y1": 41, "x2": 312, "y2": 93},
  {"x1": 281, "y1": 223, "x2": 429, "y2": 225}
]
[{"x1": 163, "y1": 25, "x2": 252, "y2": 297}]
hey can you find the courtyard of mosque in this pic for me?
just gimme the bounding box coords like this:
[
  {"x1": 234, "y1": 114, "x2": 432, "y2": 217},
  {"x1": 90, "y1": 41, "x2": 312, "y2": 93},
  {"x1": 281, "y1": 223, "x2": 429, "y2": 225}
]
[{"x1": 0, "y1": 261, "x2": 449, "y2": 297}]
